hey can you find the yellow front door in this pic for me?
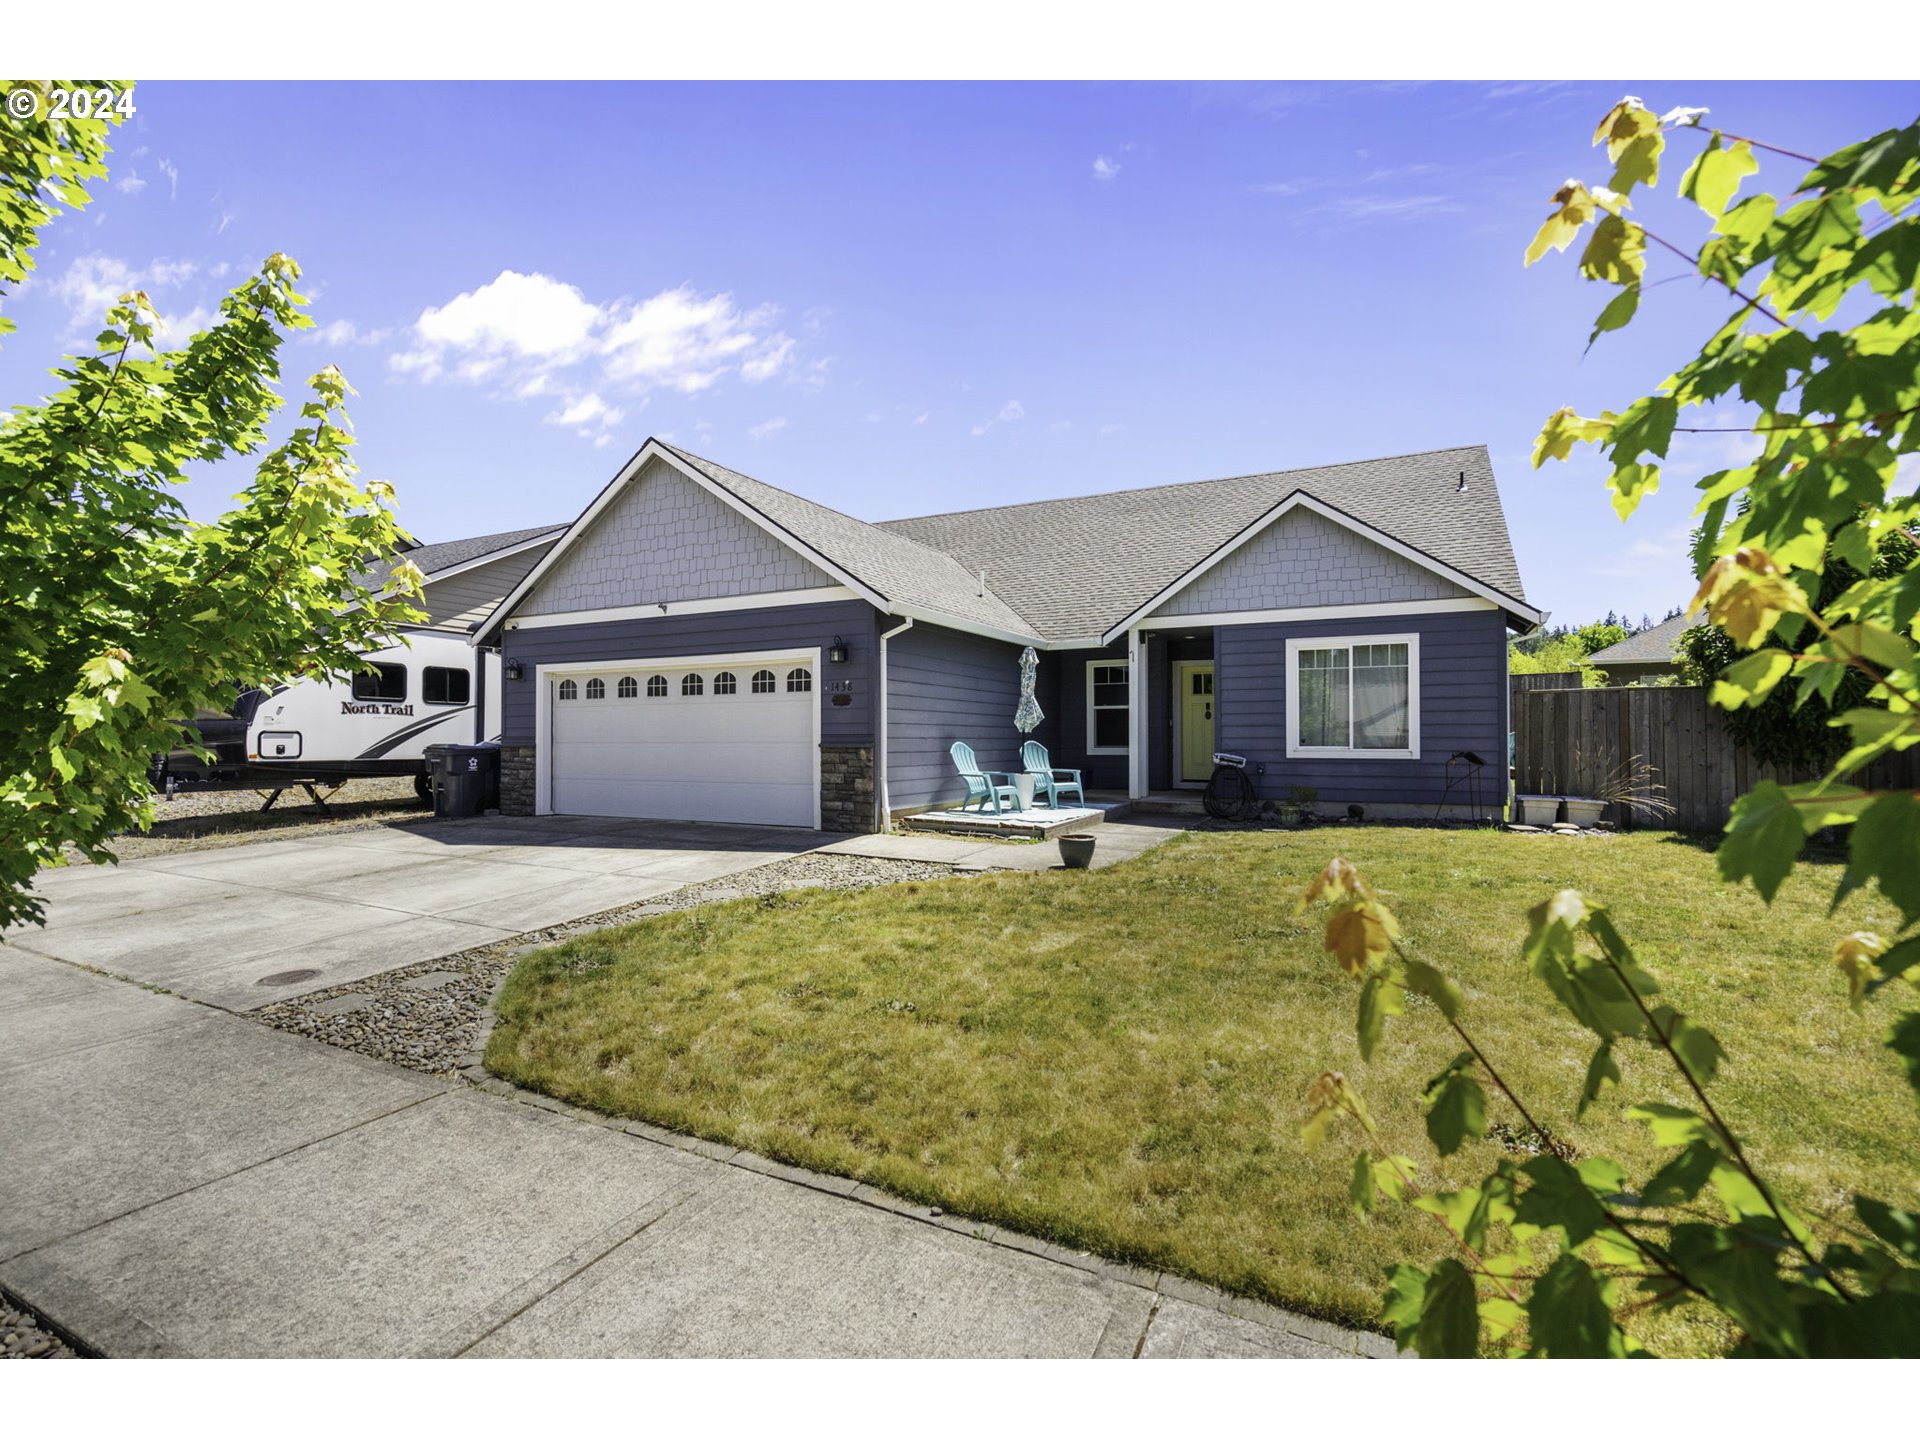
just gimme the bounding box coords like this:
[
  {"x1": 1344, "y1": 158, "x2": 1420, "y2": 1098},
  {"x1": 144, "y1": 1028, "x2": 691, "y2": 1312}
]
[{"x1": 1180, "y1": 665, "x2": 1216, "y2": 782}]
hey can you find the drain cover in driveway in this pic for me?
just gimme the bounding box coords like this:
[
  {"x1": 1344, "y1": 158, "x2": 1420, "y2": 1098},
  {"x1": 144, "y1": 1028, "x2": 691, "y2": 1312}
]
[{"x1": 256, "y1": 968, "x2": 322, "y2": 987}]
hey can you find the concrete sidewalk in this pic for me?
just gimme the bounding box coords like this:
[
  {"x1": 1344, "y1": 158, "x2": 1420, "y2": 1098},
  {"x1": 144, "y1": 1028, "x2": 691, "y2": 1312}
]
[
  {"x1": 820, "y1": 814, "x2": 1189, "y2": 873},
  {"x1": 0, "y1": 949, "x2": 1388, "y2": 1359}
]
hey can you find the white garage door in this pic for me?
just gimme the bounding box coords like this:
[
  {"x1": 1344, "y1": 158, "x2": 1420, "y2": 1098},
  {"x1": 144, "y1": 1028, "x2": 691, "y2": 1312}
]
[{"x1": 547, "y1": 656, "x2": 818, "y2": 826}]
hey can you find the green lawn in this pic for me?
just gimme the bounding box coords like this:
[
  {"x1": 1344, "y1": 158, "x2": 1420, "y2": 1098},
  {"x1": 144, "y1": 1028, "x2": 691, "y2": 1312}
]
[{"x1": 484, "y1": 826, "x2": 1919, "y2": 1355}]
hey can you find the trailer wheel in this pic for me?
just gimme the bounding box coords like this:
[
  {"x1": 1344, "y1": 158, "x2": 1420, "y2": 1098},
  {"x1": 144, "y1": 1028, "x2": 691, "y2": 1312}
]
[{"x1": 414, "y1": 773, "x2": 433, "y2": 804}]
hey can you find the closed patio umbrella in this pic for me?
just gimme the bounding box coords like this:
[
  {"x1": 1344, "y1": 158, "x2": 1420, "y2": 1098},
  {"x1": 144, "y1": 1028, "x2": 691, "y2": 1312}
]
[{"x1": 1015, "y1": 646, "x2": 1044, "y2": 733}]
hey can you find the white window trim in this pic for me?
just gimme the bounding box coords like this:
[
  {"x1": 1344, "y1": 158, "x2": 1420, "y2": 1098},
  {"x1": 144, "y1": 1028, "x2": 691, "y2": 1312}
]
[
  {"x1": 1284, "y1": 632, "x2": 1421, "y2": 761},
  {"x1": 1086, "y1": 658, "x2": 1131, "y2": 755}
]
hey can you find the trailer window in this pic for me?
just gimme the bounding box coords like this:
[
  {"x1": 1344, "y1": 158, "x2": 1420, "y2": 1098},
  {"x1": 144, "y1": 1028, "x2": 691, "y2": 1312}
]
[
  {"x1": 351, "y1": 664, "x2": 407, "y2": 702},
  {"x1": 424, "y1": 667, "x2": 470, "y2": 705}
]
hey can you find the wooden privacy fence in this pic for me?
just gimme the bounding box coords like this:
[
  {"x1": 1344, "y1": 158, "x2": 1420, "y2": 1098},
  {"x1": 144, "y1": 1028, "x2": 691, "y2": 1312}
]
[
  {"x1": 1509, "y1": 671, "x2": 1585, "y2": 693},
  {"x1": 1509, "y1": 681, "x2": 1920, "y2": 832}
]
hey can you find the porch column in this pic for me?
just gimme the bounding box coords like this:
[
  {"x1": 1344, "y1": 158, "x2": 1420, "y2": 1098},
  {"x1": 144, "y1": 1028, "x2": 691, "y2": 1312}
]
[{"x1": 1128, "y1": 627, "x2": 1146, "y2": 799}]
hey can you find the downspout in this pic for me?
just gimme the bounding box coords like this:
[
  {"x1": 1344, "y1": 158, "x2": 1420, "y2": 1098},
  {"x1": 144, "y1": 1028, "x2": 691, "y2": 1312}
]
[{"x1": 876, "y1": 615, "x2": 914, "y2": 831}]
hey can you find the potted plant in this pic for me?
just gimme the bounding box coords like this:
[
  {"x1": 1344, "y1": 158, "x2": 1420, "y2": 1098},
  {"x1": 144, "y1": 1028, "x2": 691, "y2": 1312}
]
[{"x1": 1058, "y1": 832, "x2": 1096, "y2": 869}]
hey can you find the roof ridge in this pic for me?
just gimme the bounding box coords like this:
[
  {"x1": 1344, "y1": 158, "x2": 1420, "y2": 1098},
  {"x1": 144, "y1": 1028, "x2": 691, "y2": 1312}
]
[
  {"x1": 657, "y1": 439, "x2": 1014, "y2": 578},
  {"x1": 878, "y1": 443, "x2": 1490, "y2": 526},
  {"x1": 655, "y1": 440, "x2": 1044, "y2": 631}
]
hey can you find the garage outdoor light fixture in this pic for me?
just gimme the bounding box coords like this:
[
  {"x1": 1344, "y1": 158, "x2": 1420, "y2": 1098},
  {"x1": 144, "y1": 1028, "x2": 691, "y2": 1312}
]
[
  {"x1": 828, "y1": 636, "x2": 849, "y2": 664},
  {"x1": 504, "y1": 658, "x2": 524, "y2": 681}
]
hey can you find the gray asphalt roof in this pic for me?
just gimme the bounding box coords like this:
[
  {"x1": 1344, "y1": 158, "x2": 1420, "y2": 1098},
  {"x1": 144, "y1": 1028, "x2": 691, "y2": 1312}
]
[
  {"x1": 659, "y1": 443, "x2": 1039, "y2": 637},
  {"x1": 1583, "y1": 611, "x2": 1693, "y2": 665},
  {"x1": 356, "y1": 524, "x2": 567, "y2": 593},
  {"x1": 879, "y1": 444, "x2": 1530, "y2": 639}
]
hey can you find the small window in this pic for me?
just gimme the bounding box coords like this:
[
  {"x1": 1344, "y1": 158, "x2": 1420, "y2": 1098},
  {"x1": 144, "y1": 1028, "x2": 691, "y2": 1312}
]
[
  {"x1": 558, "y1": 679, "x2": 578, "y2": 701},
  {"x1": 352, "y1": 663, "x2": 408, "y2": 703},
  {"x1": 585, "y1": 677, "x2": 606, "y2": 700},
  {"x1": 682, "y1": 673, "x2": 704, "y2": 697},
  {"x1": 1191, "y1": 671, "x2": 1213, "y2": 696},
  {"x1": 617, "y1": 676, "x2": 638, "y2": 699},
  {"x1": 423, "y1": 666, "x2": 470, "y2": 706},
  {"x1": 647, "y1": 674, "x2": 668, "y2": 698},
  {"x1": 751, "y1": 669, "x2": 777, "y2": 694},
  {"x1": 786, "y1": 667, "x2": 813, "y2": 693},
  {"x1": 1086, "y1": 661, "x2": 1129, "y2": 753},
  {"x1": 713, "y1": 671, "x2": 737, "y2": 695}
]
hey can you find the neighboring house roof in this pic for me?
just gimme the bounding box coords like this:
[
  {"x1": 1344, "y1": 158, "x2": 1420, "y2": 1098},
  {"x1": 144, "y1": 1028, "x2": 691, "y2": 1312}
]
[
  {"x1": 880, "y1": 444, "x2": 1533, "y2": 640},
  {"x1": 1583, "y1": 612, "x2": 1693, "y2": 667},
  {"x1": 481, "y1": 439, "x2": 1540, "y2": 647},
  {"x1": 355, "y1": 523, "x2": 568, "y2": 593}
]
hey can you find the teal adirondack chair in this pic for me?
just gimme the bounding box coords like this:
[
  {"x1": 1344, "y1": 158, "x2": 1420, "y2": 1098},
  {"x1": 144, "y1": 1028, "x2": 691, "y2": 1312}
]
[
  {"x1": 1021, "y1": 741, "x2": 1085, "y2": 808},
  {"x1": 950, "y1": 741, "x2": 1020, "y2": 814}
]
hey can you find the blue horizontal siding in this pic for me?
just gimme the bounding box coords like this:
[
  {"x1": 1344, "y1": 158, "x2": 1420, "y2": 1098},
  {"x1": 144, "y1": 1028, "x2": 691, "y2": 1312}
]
[
  {"x1": 887, "y1": 623, "x2": 1050, "y2": 810},
  {"x1": 1216, "y1": 609, "x2": 1508, "y2": 808},
  {"x1": 1047, "y1": 641, "x2": 1131, "y2": 792},
  {"x1": 497, "y1": 600, "x2": 878, "y2": 747}
]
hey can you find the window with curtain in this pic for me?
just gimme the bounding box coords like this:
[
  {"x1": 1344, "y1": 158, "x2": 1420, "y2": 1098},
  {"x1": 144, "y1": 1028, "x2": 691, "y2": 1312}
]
[{"x1": 1287, "y1": 636, "x2": 1416, "y2": 757}]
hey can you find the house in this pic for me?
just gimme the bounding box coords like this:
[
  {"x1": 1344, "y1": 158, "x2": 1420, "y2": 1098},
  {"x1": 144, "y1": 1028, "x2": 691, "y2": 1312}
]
[
  {"x1": 1581, "y1": 612, "x2": 1693, "y2": 685},
  {"x1": 473, "y1": 439, "x2": 1542, "y2": 831}
]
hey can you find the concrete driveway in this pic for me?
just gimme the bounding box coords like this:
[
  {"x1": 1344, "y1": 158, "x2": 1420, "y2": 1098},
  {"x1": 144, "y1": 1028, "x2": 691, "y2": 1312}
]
[{"x1": 13, "y1": 815, "x2": 830, "y2": 1011}]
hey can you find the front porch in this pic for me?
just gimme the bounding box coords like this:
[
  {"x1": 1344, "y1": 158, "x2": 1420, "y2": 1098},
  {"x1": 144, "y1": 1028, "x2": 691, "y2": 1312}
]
[{"x1": 899, "y1": 793, "x2": 1129, "y2": 839}]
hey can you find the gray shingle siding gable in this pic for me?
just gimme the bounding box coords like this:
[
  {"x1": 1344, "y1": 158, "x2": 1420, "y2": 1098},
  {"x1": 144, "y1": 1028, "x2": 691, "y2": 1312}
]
[
  {"x1": 496, "y1": 600, "x2": 878, "y2": 749},
  {"x1": 519, "y1": 456, "x2": 833, "y2": 616},
  {"x1": 885, "y1": 622, "x2": 1042, "y2": 811},
  {"x1": 1152, "y1": 508, "x2": 1469, "y2": 618},
  {"x1": 1214, "y1": 608, "x2": 1508, "y2": 810}
]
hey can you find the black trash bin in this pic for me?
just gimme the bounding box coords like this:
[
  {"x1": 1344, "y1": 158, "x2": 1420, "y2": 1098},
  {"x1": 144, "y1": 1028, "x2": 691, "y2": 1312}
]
[{"x1": 425, "y1": 743, "x2": 498, "y2": 819}]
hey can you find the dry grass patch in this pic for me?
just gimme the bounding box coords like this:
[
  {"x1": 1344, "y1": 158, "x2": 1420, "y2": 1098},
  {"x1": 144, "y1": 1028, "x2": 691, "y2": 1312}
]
[{"x1": 486, "y1": 827, "x2": 1918, "y2": 1353}]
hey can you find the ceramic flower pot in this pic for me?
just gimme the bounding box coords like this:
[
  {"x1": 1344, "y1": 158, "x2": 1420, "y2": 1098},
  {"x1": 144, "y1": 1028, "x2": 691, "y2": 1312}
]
[{"x1": 1058, "y1": 833, "x2": 1097, "y2": 869}]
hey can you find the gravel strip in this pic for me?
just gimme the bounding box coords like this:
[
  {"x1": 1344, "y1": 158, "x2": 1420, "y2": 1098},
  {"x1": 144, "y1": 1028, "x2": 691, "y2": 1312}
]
[
  {"x1": 254, "y1": 852, "x2": 953, "y2": 1078},
  {"x1": 2, "y1": 1292, "x2": 82, "y2": 1359},
  {"x1": 60, "y1": 777, "x2": 430, "y2": 865}
]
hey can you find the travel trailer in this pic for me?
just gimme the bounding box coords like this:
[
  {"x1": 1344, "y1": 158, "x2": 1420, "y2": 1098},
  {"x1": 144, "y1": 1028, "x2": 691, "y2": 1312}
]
[
  {"x1": 154, "y1": 633, "x2": 503, "y2": 797},
  {"x1": 151, "y1": 523, "x2": 563, "y2": 800}
]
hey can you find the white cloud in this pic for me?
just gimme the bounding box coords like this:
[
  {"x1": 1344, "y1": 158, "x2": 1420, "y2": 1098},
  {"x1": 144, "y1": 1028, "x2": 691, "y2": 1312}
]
[
  {"x1": 971, "y1": 399, "x2": 1027, "y2": 437},
  {"x1": 400, "y1": 270, "x2": 601, "y2": 376},
  {"x1": 116, "y1": 173, "x2": 147, "y2": 195},
  {"x1": 158, "y1": 159, "x2": 178, "y2": 200},
  {"x1": 1099, "y1": 422, "x2": 1125, "y2": 437},
  {"x1": 310, "y1": 318, "x2": 391, "y2": 348},
  {"x1": 1311, "y1": 194, "x2": 1462, "y2": 220},
  {"x1": 1050, "y1": 420, "x2": 1073, "y2": 432},
  {"x1": 148, "y1": 258, "x2": 196, "y2": 286},
  {"x1": 741, "y1": 334, "x2": 794, "y2": 382},
  {"x1": 1092, "y1": 154, "x2": 1121, "y2": 181},
  {"x1": 52, "y1": 255, "x2": 140, "y2": 321},
  {"x1": 51, "y1": 254, "x2": 198, "y2": 328},
  {"x1": 159, "y1": 304, "x2": 217, "y2": 338},
  {"x1": 749, "y1": 416, "x2": 788, "y2": 439},
  {"x1": 913, "y1": 411, "x2": 931, "y2": 425},
  {"x1": 543, "y1": 391, "x2": 627, "y2": 444},
  {"x1": 389, "y1": 270, "x2": 802, "y2": 441}
]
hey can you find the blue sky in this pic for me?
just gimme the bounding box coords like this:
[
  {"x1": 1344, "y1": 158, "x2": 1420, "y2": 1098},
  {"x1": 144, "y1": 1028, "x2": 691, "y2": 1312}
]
[{"x1": 5, "y1": 79, "x2": 1916, "y2": 628}]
